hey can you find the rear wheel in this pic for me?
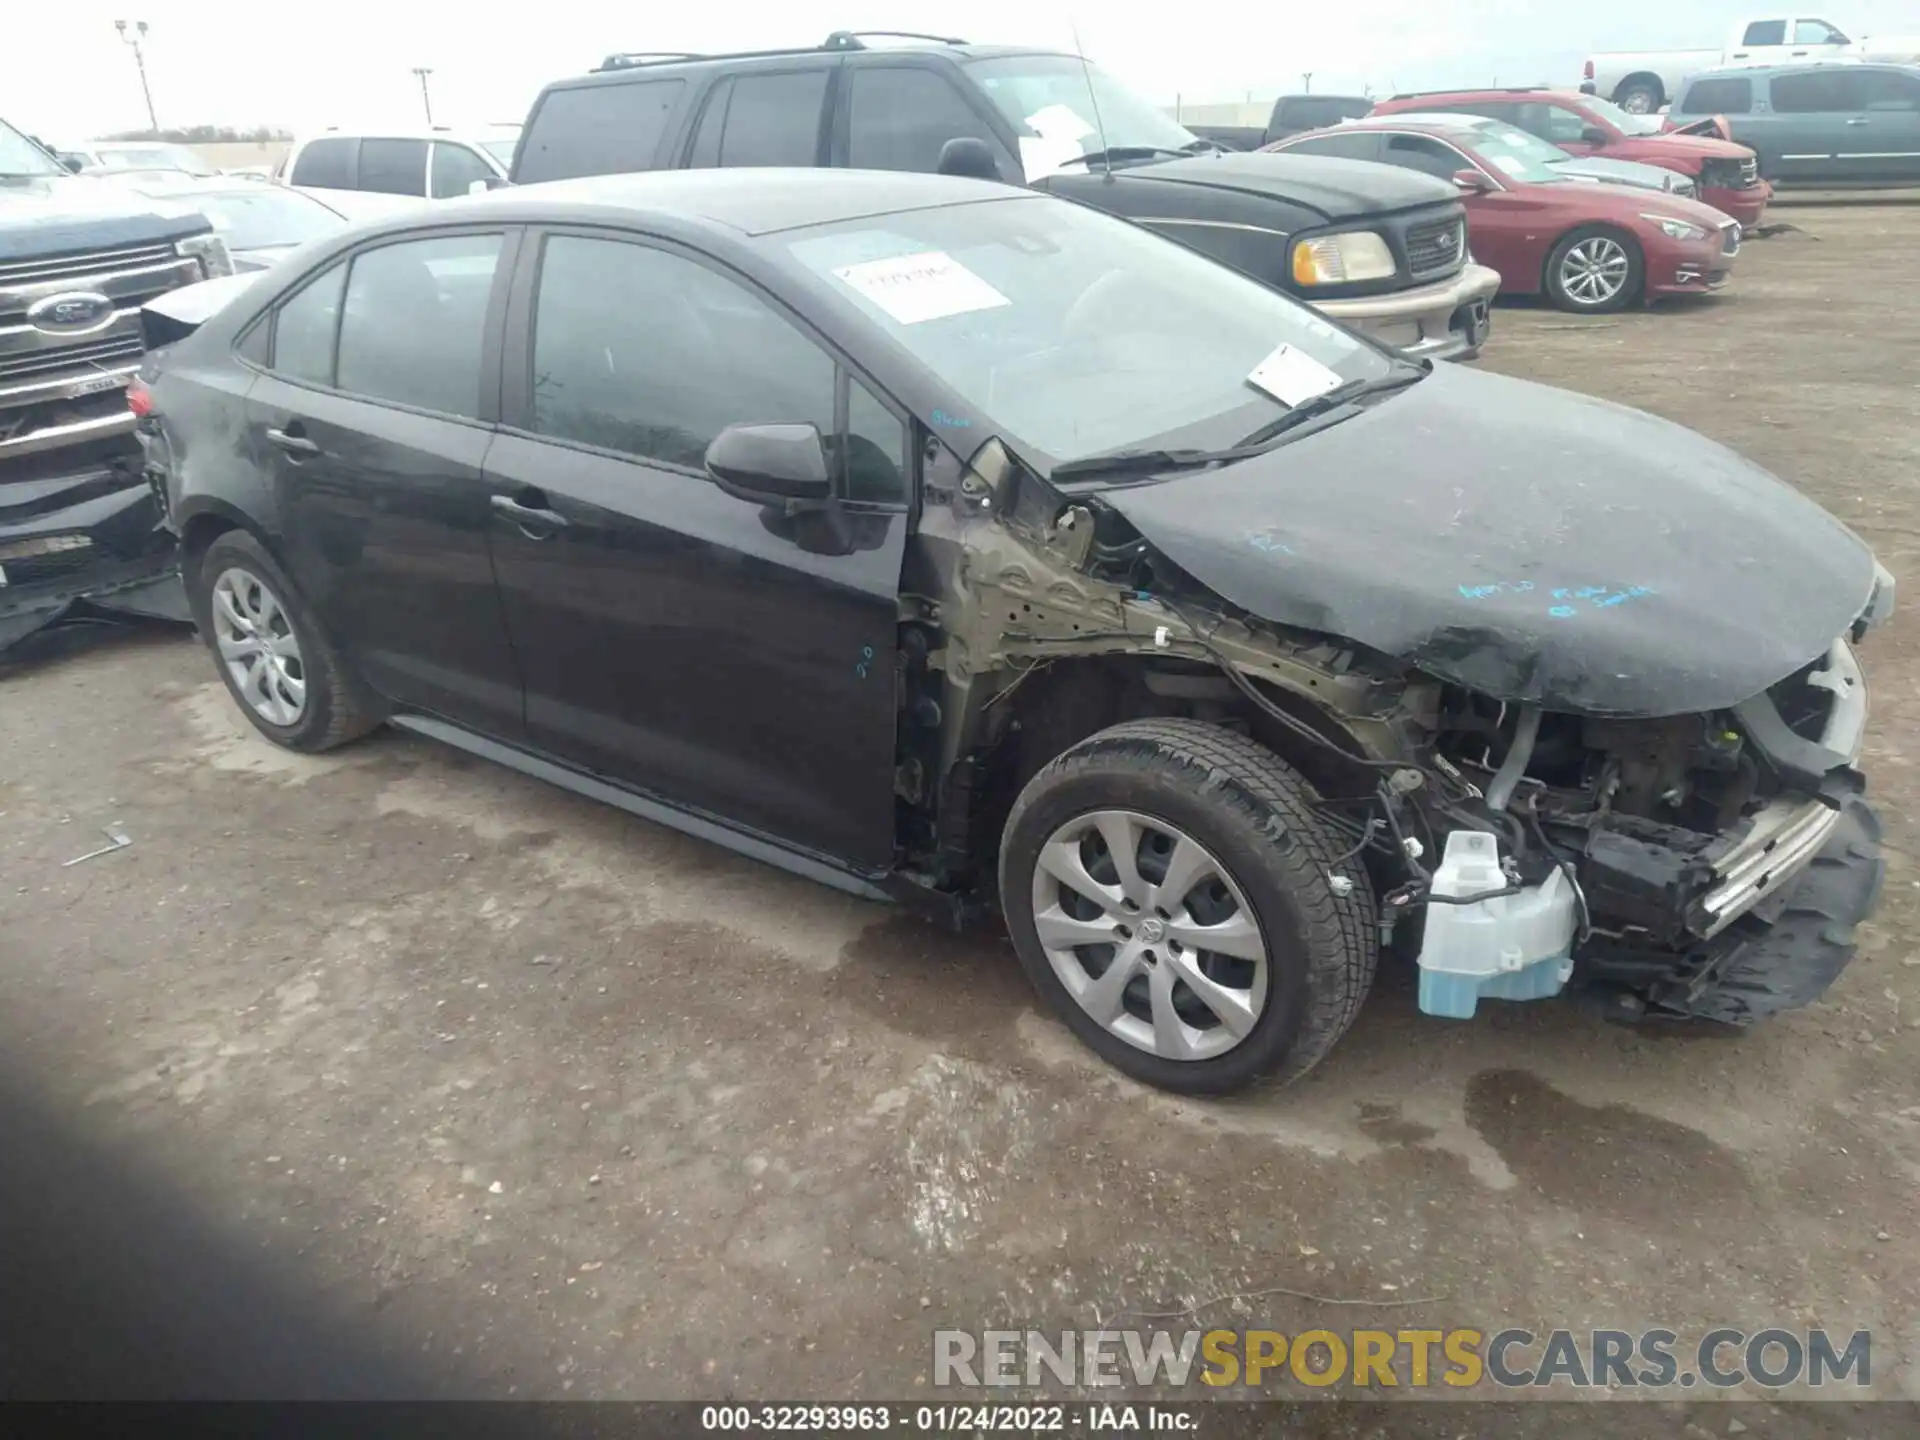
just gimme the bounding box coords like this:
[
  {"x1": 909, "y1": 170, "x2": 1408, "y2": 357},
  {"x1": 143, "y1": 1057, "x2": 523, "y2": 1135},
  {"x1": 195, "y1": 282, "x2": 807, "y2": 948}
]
[
  {"x1": 1615, "y1": 80, "x2": 1662, "y2": 114},
  {"x1": 1545, "y1": 226, "x2": 1644, "y2": 313},
  {"x1": 187, "y1": 529, "x2": 380, "y2": 753},
  {"x1": 999, "y1": 719, "x2": 1378, "y2": 1095}
]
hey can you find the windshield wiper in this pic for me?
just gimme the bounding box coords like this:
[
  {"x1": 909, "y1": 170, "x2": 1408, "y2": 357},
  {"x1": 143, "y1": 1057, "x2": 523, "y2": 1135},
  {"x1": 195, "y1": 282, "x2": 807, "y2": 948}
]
[
  {"x1": 1063, "y1": 144, "x2": 1196, "y2": 169},
  {"x1": 1049, "y1": 363, "x2": 1429, "y2": 484}
]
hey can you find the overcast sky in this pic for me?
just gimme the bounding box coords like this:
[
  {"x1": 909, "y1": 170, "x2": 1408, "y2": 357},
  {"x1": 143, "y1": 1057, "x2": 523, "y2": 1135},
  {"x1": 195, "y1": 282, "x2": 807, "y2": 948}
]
[{"x1": 12, "y1": 0, "x2": 1920, "y2": 140}]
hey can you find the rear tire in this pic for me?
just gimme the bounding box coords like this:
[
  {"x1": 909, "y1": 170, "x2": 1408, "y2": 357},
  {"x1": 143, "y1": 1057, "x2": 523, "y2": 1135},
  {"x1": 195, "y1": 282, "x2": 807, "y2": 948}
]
[
  {"x1": 187, "y1": 529, "x2": 380, "y2": 753},
  {"x1": 999, "y1": 719, "x2": 1378, "y2": 1095},
  {"x1": 1544, "y1": 225, "x2": 1644, "y2": 313},
  {"x1": 1615, "y1": 80, "x2": 1662, "y2": 114}
]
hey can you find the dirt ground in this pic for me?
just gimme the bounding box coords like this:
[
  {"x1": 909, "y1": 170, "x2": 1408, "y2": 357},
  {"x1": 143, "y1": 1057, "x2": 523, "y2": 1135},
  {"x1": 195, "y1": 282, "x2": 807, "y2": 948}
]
[{"x1": 2, "y1": 203, "x2": 1918, "y2": 1422}]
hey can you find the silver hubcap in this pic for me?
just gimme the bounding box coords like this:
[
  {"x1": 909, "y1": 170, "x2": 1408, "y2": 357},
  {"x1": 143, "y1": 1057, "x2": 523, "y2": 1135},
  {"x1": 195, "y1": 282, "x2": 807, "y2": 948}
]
[
  {"x1": 1559, "y1": 236, "x2": 1631, "y2": 306},
  {"x1": 1621, "y1": 91, "x2": 1654, "y2": 114},
  {"x1": 1030, "y1": 809, "x2": 1270, "y2": 1063},
  {"x1": 211, "y1": 567, "x2": 307, "y2": 727}
]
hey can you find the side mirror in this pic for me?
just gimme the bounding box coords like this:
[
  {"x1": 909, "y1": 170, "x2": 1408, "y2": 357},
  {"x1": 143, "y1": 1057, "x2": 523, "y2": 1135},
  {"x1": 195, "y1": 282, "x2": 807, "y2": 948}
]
[
  {"x1": 936, "y1": 136, "x2": 1005, "y2": 182},
  {"x1": 706, "y1": 423, "x2": 832, "y2": 505},
  {"x1": 1452, "y1": 168, "x2": 1494, "y2": 193},
  {"x1": 1581, "y1": 125, "x2": 1610, "y2": 145}
]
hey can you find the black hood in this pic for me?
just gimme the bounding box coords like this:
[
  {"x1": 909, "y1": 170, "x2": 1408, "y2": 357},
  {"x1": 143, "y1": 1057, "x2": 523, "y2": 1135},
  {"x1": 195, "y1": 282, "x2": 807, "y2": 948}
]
[
  {"x1": 0, "y1": 176, "x2": 212, "y2": 259},
  {"x1": 1122, "y1": 151, "x2": 1456, "y2": 221},
  {"x1": 1099, "y1": 366, "x2": 1876, "y2": 717}
]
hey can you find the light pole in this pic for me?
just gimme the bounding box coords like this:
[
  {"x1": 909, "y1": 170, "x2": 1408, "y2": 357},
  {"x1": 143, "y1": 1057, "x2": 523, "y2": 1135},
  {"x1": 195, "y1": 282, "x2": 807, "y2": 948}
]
[
  {"x1": 412, "y1": 67, "x2": 435, "y2": 126},
  {"x1": 115, "y1": 19, "x2": 159, "y2": 133}
]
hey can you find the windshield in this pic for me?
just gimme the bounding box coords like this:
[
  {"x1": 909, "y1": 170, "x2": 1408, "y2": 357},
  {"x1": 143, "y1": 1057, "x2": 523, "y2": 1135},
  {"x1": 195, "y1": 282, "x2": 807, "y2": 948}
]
[
  {"x1": 97, "y1": 143, "x2": 219, "y2": 175},
  {"x1": 479, "y1": 138, "x2": 517, "y2": 165},
  {"x1": 784, "y1": 196, "x2": 1390, "y2": 472},
  {"x1": 964, "y1": 55, "x2": 1199, "y2": 178},
  {"x1": 1581, "y1": 95, "x2": 1664, "y2": 137},
  {"x1": 177, "y1": 188, "x2": 344, "y2": 249},
  {"x1": 1465, "y1": 121, "x2": 1587, "y2": 183},
  {"x1": 0, "y1": 117, "x2": 64, "y2": 177}
]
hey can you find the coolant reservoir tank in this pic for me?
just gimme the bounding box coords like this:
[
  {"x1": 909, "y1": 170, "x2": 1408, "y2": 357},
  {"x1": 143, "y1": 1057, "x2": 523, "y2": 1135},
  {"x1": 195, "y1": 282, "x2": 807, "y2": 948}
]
[{"x1": 1416, "y1": 830, "x2": 1577, "y2": 1019}]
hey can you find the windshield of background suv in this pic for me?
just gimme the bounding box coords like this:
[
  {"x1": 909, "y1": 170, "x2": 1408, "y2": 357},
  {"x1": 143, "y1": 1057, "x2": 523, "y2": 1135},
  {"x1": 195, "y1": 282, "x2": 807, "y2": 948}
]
[
  {"x1": 0, "y1": 118, "x2": 64, "y2": 177},
  {"x1": 964, "y1": 56, "x2": 1200, "y2": 177},
  {"x1": 784, "y1": 195, "x2": 1390, "y2": 471},
  {"x1": 177, "y1": 187, "x2": 345, "y2": 249},
  {"x1": 1466, "y1": 121, "x2": 1587, "y2": 183},
  {"x1": 1582, "y1": 95, "x2": 1664, "y2": 137}
]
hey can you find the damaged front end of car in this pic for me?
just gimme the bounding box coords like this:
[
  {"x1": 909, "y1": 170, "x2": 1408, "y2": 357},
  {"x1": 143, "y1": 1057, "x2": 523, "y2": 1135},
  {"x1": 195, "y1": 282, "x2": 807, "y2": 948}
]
[{"x1": 899, "y1": 362, "x2": 1890, "y2": 1032}]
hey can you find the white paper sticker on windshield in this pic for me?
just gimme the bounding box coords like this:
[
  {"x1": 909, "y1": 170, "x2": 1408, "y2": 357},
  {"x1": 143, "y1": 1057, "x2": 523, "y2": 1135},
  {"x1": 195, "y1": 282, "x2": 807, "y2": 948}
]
[
  {"x1": 833, "y1": 251, "x2": 1011, "y2": 326},
  {"x1": 1246, "y1": 344, "x2": 1344, "y2": 407},
  {"x1": 1489, "y1": 154, "x2": 1527, "y2": 177},
  {"x1": 1018, "y1": 133, "x2": 1086, "y2": 180},
  {"x1": 1024, "y1": 103, "x2": 1096, "y2": 142}
]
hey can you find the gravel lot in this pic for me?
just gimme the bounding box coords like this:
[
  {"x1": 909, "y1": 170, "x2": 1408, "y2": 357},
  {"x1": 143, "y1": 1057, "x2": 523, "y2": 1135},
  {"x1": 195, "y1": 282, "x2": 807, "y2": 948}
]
[{"x1": 2, "y1": 204, "x2": 1917, "y2": 1421}]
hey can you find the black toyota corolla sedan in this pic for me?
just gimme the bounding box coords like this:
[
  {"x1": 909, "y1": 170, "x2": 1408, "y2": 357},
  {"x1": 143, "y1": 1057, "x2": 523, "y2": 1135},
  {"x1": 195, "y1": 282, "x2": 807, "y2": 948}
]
[{"x1": 135, "y1": 169, "x2": 1890, "y2": 1095}]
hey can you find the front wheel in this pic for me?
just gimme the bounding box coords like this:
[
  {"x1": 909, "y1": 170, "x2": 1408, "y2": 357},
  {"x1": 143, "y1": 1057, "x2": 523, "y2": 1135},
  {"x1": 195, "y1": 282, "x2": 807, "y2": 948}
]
[
  {"x1": 1615, "y1": 81, "x2": 1661, "y2": 114},
  {"x1": 1544, "y1": 226, "x2": 1645, "y2": 313},
  {"x1": 999, "y1": 719, "x2": 1379, "y2": 1095}
]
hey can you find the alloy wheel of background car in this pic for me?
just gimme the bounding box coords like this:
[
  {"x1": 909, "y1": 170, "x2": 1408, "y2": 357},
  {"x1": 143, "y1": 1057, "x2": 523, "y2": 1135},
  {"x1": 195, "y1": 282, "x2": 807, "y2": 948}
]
[
  {"x1": 1546, "y1": 227, "x2": 1644, "y2": 314},
  {"x1": 1617, "y1": 86, "x2": 1659, "y2": 115},
  {"x1": 1559, "y1": 237, "x2": 1632, "y2": 307},
  {"x1": 211, "y1": 567, "x2": 308, "y2": 727},
  {"x1": 1029, "y1": 808, "x2": 1270, "y2": 1064}
]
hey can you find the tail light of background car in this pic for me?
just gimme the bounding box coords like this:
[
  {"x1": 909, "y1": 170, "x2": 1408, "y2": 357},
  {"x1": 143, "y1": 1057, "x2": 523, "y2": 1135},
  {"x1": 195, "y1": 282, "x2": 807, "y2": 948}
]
[{"x1": 1583, "y1": 59, "x2": 1595, "y2": 79}]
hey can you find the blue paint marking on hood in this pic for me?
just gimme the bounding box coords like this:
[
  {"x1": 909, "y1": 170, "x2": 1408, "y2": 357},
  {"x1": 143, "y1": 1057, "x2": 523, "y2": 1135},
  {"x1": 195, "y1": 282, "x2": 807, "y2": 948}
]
[{"x1": 1098, "y1": 365, "x2": 1876, "y2": 717}]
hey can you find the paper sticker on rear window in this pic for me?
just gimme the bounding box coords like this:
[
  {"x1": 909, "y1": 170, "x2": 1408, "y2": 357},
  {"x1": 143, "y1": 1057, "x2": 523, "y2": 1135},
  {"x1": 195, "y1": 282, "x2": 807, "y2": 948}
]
[
  {"x1": 833, "y1": 251, "x2": 1011, "y2": 326},
  {"x1": 1246, "y1": 343, "x2": 1343, "y2": 406}
]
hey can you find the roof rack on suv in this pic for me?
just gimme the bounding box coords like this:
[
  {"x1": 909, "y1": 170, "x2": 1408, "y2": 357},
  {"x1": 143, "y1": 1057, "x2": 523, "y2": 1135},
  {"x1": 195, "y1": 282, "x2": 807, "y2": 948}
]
[
  {"x1": 592, "y1": 30, "x2": 969, "y2": 72},
  {"x1": 1387, "y1": 85, "x2": 1549, "y2": 99}
]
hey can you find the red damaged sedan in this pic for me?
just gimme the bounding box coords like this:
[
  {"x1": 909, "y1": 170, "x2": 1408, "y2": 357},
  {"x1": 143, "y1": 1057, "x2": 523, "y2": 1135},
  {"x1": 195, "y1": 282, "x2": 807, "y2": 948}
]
[
  {"x1": 1268, "y1": 117, "x2": 1742, "y2": 314},
  {"x1": 1367, "y1": 88, "x2": 1770, "y2": 228}
]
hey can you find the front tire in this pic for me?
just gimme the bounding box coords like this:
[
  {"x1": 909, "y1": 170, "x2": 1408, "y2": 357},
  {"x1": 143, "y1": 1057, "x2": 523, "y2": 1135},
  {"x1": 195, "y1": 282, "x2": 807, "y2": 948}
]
[
  {"x1": 187, "y1": 529, "x2": 380, "y2": 753},
  {"x1": 999, "y1": 719, "x2": 1379, "y2": 1095},
  {"x1": 1544, "y1": 225, "x2": 1644, "y2": 313},
  {"x1": 1615, "y1": 81, "x2": 1661, "y2": 114}
]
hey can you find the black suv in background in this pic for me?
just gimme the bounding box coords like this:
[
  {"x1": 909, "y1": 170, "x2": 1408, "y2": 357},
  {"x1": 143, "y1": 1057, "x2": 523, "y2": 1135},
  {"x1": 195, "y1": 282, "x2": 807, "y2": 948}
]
[
  {"x1": 510, "y1": 32, "x2": 1499, "y2": 361},
  {"x1": 1, "y1": 115, "x2": 229, "y2": 648}
]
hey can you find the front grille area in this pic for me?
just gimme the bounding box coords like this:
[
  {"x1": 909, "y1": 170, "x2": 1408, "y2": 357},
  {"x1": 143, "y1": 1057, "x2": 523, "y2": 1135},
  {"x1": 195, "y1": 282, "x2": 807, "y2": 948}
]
[
  {"x1": 1741, "y1": 156, "x2": 1759, "y2": 187},
  {"x1": 0, "y1": 334, "x2": 144, "y2": 386},
  {"x1": 1404, "y1": 216, "x2": 1466, "y2": 282},
  {"x1": 1700, "y1": 157, "x2": 1761, "y2": 190},
  {"x1": 0, "y1": 242, "x2": 178, "y2": 292}
]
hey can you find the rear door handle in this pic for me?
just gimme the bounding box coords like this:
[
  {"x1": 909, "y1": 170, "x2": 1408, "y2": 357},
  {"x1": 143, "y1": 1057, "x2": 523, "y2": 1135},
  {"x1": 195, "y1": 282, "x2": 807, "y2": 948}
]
[
  {"x1": 266, "y1": 426, "x2": 320, "y2": 456},
  {"x1": 490, "y1": 492, "x2": 570, "y2": 534}
]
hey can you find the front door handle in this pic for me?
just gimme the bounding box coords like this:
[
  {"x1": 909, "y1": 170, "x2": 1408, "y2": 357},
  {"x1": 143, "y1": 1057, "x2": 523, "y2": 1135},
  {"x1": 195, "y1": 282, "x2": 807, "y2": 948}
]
[
  {"x1": 266, "y1": 426, "x2": 320, "y2": 456},
  {"x1": 490, "y1": 492, "x2": 569, "y2": 534},
  {"x1": 1845, "y1": 116, "x2": 1870, "y2": 125}
]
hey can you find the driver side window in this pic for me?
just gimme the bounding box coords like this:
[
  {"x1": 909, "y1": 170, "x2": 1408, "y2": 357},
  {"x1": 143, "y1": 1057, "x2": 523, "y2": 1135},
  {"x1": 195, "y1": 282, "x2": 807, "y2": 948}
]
[
  {"x1": 1383, "y1": 134, "x2": 1468, "y2": 181},
  {"x1": 528, "y1": 235, "x2": 907, "y2": 505}
]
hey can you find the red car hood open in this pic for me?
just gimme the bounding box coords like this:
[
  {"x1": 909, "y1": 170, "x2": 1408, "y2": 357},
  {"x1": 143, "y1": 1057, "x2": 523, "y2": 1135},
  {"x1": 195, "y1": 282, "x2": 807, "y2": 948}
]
[
  {"x1": 1658, "y1": 118, "x2": 1737, "y2": 144},
  {"x1": 1611, "y1": 130, "x2": 1749, "y2": 161}
]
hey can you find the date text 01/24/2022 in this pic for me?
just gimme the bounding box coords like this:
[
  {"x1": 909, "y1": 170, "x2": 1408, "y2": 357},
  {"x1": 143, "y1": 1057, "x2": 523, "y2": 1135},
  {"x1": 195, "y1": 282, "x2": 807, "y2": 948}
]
[{"x1": 697, "y1": 1403, "x2": 1194, "y2": 1431}]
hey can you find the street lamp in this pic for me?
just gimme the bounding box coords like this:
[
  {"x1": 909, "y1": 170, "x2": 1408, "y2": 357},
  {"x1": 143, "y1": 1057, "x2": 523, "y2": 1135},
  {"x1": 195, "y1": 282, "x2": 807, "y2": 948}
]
[
  {"x1": 412, "y1": 67, "x2": 435, "y2": 126},
  {"x1": 114, "y1": 19, "x2": 159, "y2": 133}
]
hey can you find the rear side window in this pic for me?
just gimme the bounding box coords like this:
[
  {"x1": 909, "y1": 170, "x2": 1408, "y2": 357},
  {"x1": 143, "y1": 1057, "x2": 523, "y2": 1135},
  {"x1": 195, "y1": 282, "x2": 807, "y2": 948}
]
[
  {"x1": 271, "y1": 261, "x2": 347, "y2": 385},
  {"x1": 847, "y1": 66, "x2": 995, "y2": 173},
  {"x1": 1678, "y1": 77, "x2": 1753, "y2": 114},
  {"x1": 687, "y1": 70, "x2": 830, "y2": 168},
  {"x1": 1741, "y1": 20, "x2": 1787, "y2": 45},
  {"x1": 358, "y1": 138, "x2": 428, "y2": 196},
  {"x1": 1863, "y1": 69, "x2": 1920, "y2": 110},
  {"x1": 517, "y1": 79, "x2": 687, "y2": 182},
  {"x1": 1511, "y1": 102, "x2": 1589, "y2": 144},
  {"x1": 1771, "y1": 69, "x2": 1866, "y2": 113},
  {"x1": 1795, "y1": 19, "x2": 1847, "y2": 43},
  {"x1": 431, "y1": 142, "x2": 495, "y2": 198},
  {"x1": 1281, "y1": 132, "x2": 1383, "y2": 162},
  {"x1": 336, "y1": 234, "x2": 503, "y2": 418},
  {"x1": 289, "y1": 137, "x2": 355, "y2": 188},
  {"x1": 1382, "y1": 134, "x2": 1468, "y2": 181}
]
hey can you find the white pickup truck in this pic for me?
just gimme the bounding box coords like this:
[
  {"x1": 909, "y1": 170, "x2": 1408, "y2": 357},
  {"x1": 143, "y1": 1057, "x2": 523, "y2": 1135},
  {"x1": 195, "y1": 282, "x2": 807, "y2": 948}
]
[{"x1": 1583, "y1": 14, "x2": 1920, "y2": 113}]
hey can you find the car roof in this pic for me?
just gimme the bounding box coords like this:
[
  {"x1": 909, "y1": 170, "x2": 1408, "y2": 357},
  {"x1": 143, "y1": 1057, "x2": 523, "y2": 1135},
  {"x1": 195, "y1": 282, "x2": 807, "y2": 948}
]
[
  {"x1": 1327, "y1": 115, "x2": 1489, "y2": 138},
  {"x1": 1685, "y1": 59, "x2": 1918, "y2": 79},
  {"x1": 294, "y1": 125, "x2": 521, "y2": 144},
  {"x1": 551, "y1": 37, "x2": 1075, "y2": 91},
  {"x1": 429, "y1": 166, "x2": 1030, "y2": 237}
]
